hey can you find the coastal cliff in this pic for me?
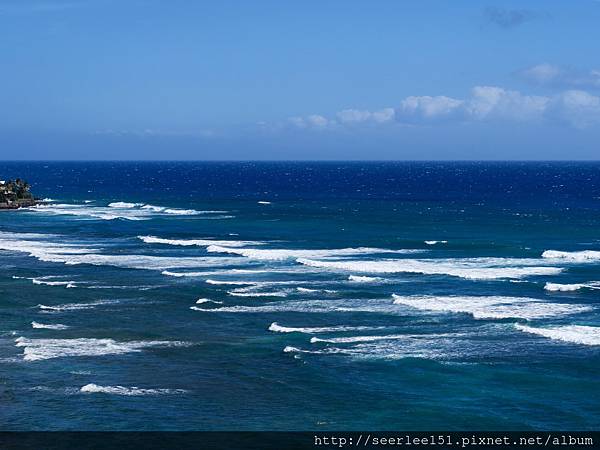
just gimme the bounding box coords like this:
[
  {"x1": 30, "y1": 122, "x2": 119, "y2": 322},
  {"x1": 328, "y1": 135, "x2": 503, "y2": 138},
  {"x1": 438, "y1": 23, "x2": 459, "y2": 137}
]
[{"x1": 0, "y1": 178, "x2": 38, "y2": 209}]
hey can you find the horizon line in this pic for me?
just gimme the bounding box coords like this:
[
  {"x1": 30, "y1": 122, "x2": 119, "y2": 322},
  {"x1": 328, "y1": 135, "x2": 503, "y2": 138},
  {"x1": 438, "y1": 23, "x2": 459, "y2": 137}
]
[{"x1": 2, "y1": 159, "x2": 600, "y2": 163}]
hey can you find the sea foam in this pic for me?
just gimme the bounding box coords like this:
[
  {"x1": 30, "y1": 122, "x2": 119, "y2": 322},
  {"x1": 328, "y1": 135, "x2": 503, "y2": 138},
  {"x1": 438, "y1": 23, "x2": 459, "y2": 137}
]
[
  {"x1": 298, "y1": 257, "x2": 562, "y2": 280},
  {"x1": 31, "y1": 322, "x2": 70, "y2": 330},
  {"x1": 37, "y1": 299, "x2": 121, "y2": 312},
  {"x1": 542, "y1": 250, "x2": 600, "y2": 262},
  {"x1": 196, "y1": 298, "x2": 223, "y2": 304},
  {"x1": 80, "y1": 383, "x2": 187, "y2": 396},
  {"x1": 544, "y1": 282, "x2": 600, "y2": 292},
  {"x1": 206, "y1": 245, "x2": 423, "y2": 261},
  {"x1": 348, "y1": 275, "x2": 383, "y2": 283},
  {"x1": 391, "y1": 294, "x2": 591, "y2": 320},
  {"x1": 28, "y1": 202, "x2": 229, "y2": 221},
  {"x1": 15, "y1": 337, "x2": 189, "y2": 361},
  {"x1": 268, "y1": 322, "x2": 385, "y2": 334},
  {"x1": 138, "y1": 235, "x2": 261, "y2": 247},
  {"x1": 515, "y1": 324, "x2": 600, "y2": 346}
]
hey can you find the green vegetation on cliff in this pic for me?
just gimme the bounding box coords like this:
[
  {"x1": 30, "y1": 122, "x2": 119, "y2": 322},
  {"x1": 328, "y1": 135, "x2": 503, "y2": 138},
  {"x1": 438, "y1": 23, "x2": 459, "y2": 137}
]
[{"x1": 0, "y1": 178, "x2": 37, "y2": 209}]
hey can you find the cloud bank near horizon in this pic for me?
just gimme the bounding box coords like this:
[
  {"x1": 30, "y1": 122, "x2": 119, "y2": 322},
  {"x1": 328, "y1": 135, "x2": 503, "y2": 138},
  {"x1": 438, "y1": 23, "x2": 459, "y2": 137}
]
[{"x1": 284, "y1": 86, "x2": 600, "y2": 131}]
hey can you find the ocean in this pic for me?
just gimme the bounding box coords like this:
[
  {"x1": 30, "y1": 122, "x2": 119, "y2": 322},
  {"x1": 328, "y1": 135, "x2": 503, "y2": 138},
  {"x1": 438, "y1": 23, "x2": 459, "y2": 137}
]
[{"x1": 0, "y1": 161, "x2": 599, "y2": 430}]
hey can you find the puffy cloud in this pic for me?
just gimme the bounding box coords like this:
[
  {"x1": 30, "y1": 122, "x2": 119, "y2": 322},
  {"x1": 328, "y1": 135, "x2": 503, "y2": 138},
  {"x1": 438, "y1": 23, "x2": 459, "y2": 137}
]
[
  {"x1": 548, "y1": 90, "x2": 600, "y2": 128},
  {"x1": 288, "y1": 114, "x2": 330, "y2": 129},
  {"x1": 396, "y1": 96, "x2": 464, "y2": 122},
  {"x1": 286, "y1": 86, "x2": 600, "y2": 131},
  {"x1": 336, "y1": 108, "x2": 395, "y2": 124},
  {"x1": 483, "y1": 7, "x2": 541, "y2": 29},
  {"x1": 467, "y1": 86, "x2": 548, "y2": 121},
  {"x1": 518, "y1": 63, "x2": 600, "y2": 89}
]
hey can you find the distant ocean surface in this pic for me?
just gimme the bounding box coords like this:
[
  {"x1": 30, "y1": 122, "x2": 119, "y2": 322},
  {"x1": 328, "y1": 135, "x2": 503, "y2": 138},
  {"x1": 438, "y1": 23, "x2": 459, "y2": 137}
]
[{"x1": 1, "y1": 161, "x2": 599, "y2": 430}]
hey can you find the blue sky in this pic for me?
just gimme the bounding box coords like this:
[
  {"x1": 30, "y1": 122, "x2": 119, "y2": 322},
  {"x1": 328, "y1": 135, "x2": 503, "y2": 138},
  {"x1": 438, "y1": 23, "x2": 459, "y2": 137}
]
[{"x1": 1, "y1": 0, "x2": 600, "y2": 159}]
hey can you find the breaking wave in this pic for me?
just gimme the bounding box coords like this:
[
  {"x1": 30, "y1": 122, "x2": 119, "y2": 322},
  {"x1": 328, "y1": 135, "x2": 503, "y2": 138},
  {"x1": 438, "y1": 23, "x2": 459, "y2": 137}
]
[
  {"x1": 206, "y1": 245, "x2": 423, "y2": 261},
  {"x1": 2, "y1": 232, "x2": 244, "y2": 271},
  {"x1": 348, "y1": 275, "x2": 383, "y2": 283},
  {"x1": 37, "y1": 299, "x2": 121, "y2": 312},
  {"x1": 31, "y1": 322, "x2": 69, "y2": 330},
  {"x1": 298, "y1": 257, "x2": 562, "y2": 280},
  {"x1": 515, "y1": 324, "x2": 600, "y2": 346},
  {"x1": 544, "y1": 282, "x2": 600, "y2": 292},
  {"x1": 80, "y1": 383, "x2": 187, "y2": 396},
  {"x1": 311, "y1": 334, "x2": 418, "y2": 344},
  {"x1": 138, "y1": 235, "x2": 262, "y2": 247},
  {"x1": 391, "y1": 294, "x2": 591, "y2": 320},
  {"x1": 227, "y1": 290, "x2": 288, "y2": 298},
  {"x1": 31, "y1": 278, "x2": 77, "y2": 288},
  {"x1": 191, "y1": 298, "x2": 406, "y2": 314},
  {"x1": 15, "y1": 337, "x2": 189, "y2": 361},
  {"x1": 268, "y1": 322, "x2": 385, "y2": 334},
  {"x1": 27, "y1": 202, "x2": 230, "y2": 221},
  {"x1": 542, "y1": 250, "x2": 600, "y2": 262},
  {"x1": 196, "y1": 298, "x2": 223, "y2": 304}
]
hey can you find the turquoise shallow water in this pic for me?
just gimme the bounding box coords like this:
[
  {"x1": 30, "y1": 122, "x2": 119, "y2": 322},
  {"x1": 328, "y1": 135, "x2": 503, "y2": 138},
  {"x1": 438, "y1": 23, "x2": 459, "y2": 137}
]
[{"x1": 0, "y1": 161, "x2": 599, "y2": 430}]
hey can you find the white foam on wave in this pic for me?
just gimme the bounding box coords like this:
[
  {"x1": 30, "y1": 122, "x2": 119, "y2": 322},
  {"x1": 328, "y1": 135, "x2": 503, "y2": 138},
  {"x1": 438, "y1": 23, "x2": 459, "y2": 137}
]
[
  {"x1": 515, "y1": 324, "x2": 600, "y2": 346},
  {"x1": 207, "y1": 245, "x2": 423, "y2": 261},
  {"x1": 138, "y1": 235, "x2": 262, "y2": 247},
  {"x1": 196, "y1": 298, "x2": 223, "y2": 304},
  {"x1": 348, "y1": 275, "x2": 383, "y2": 283},
  {"x1": 80, "y1": 383, "x2": 187, "y2": 396},
  {"x1": 28, "y1": 203, "x2": 147, "y2": 221},
  {"x1": 31, "y1": 322, "x2": 69, "y2": 330},
  {"x1": 542, "y1": 250, "x2": 600, "y2": 262},
  {"x1": 191, "y1": 298, "x2": 405, "y2": 314},
  {"x1": 310, "y1": 334, "x2": 421, "y2": 344},
  {"x1": 268, "y1": 322, "x2": 384, "y2": 334},
  {"x1": 161, "y1": 267, "x2": 316, "y2": 278},
  {"x1": 295, "y1": 287, "x2": 338, "y2": 294},
  {"x1": 424, "y1": 240, "x2": 447, "y2": 245},
  {"x1": 298, "y1": 257, "x2": 562, "y2": 280},
  {"x1": 391, "y1": 294, "x2": 591, "y2": 320},
  {"x1": 296, "y1": 287, "x2": 319, "y2": 293},
  {"x1": 6, "y1": 233, "x2": 227, "y2": 273},
  {"x1": 161, "y1": 270, "x2": 216, "y2": 277},
  {"x1": 284, "y1": 325, "x2": 533, "y2": 361},
  {"x1": 28, "y1": 202, "x2": 229, "y2": 221},
  {"x1": 227, "y1": 290, "x2": 288, "y2": 298},
  {"x1": 141, "y1": 204, "x2": 228, "y2": 216},
  {"x1": 544, "y1": 282, "x2": 600, "y2": 292},
  {"x1": 206, "y1": 279, "x2": 254, "y2": 285},
  {"x1": 108, "y1": 202, "x2": 142, "y2": 208},
  {"x1": 282, "y1": 343, "x2": 438, "y2": 360},
  {"x1": 37, "y1": 299, "x2": 120, "y2": 312},
  {"x1": 258, "y1": 201, "x2": 271, "y2": 205},
  {"x1": 15, "y1": 337, "x2": 189, "y2": 361},
  {"x1": 0, "y1": 234, "x2": 98, "y2": 260},
  {"x1": 33, "y1": 250, "x2": 244, "y2": 271},
  {"x1": 31, "y1": 278, "x2": 77, "y2": 288}
]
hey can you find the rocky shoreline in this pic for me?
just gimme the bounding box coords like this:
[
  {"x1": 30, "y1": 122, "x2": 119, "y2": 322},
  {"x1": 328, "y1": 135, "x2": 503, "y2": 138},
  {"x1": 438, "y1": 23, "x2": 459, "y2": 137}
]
[
  {"x1": 0, "y1": 179, "x2": 40, "y2": 209},
  {"x1": 0, "y1": 198, "x2": 39, "y2": 210}
]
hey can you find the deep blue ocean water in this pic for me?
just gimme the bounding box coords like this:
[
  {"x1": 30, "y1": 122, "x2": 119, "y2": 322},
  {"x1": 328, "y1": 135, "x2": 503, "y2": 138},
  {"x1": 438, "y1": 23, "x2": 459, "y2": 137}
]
[{"x1": 1, "y1": 161, "x2": 599, "y2": 430}]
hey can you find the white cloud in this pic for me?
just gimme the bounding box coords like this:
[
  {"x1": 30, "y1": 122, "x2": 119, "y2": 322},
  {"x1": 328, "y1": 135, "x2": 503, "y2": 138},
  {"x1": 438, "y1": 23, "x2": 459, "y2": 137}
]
[
  {"x1": 286, "y1": 86, "x2": 600, "y2": 131},
  {"x1": 548, "y1": 90, "x2": 600, "y2": 128},
  {"x1": 336, "y1": 108, "x2": 395, "y2": 124},
  {"x1": 396, "y1": 95, "x2": 464, "y2": 122},
  {"x1": 519, "y1": 64, "x2": 600, "y2": 89},
  {"x1": 467, "y1": 86, "x2": 548, "y2": 121}
]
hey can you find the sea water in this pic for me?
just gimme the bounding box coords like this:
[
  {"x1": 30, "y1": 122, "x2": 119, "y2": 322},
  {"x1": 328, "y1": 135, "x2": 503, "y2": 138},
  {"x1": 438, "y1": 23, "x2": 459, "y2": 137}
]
[{"x1": 0, "y1": 161, "x2": 599, "y2": 430}]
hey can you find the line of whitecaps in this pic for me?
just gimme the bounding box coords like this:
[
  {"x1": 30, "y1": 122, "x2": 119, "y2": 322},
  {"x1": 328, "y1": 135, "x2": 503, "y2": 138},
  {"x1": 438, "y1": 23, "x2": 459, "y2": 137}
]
[{"x1": 26, "y1": 200, "x2": 233, "y2": 221}]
